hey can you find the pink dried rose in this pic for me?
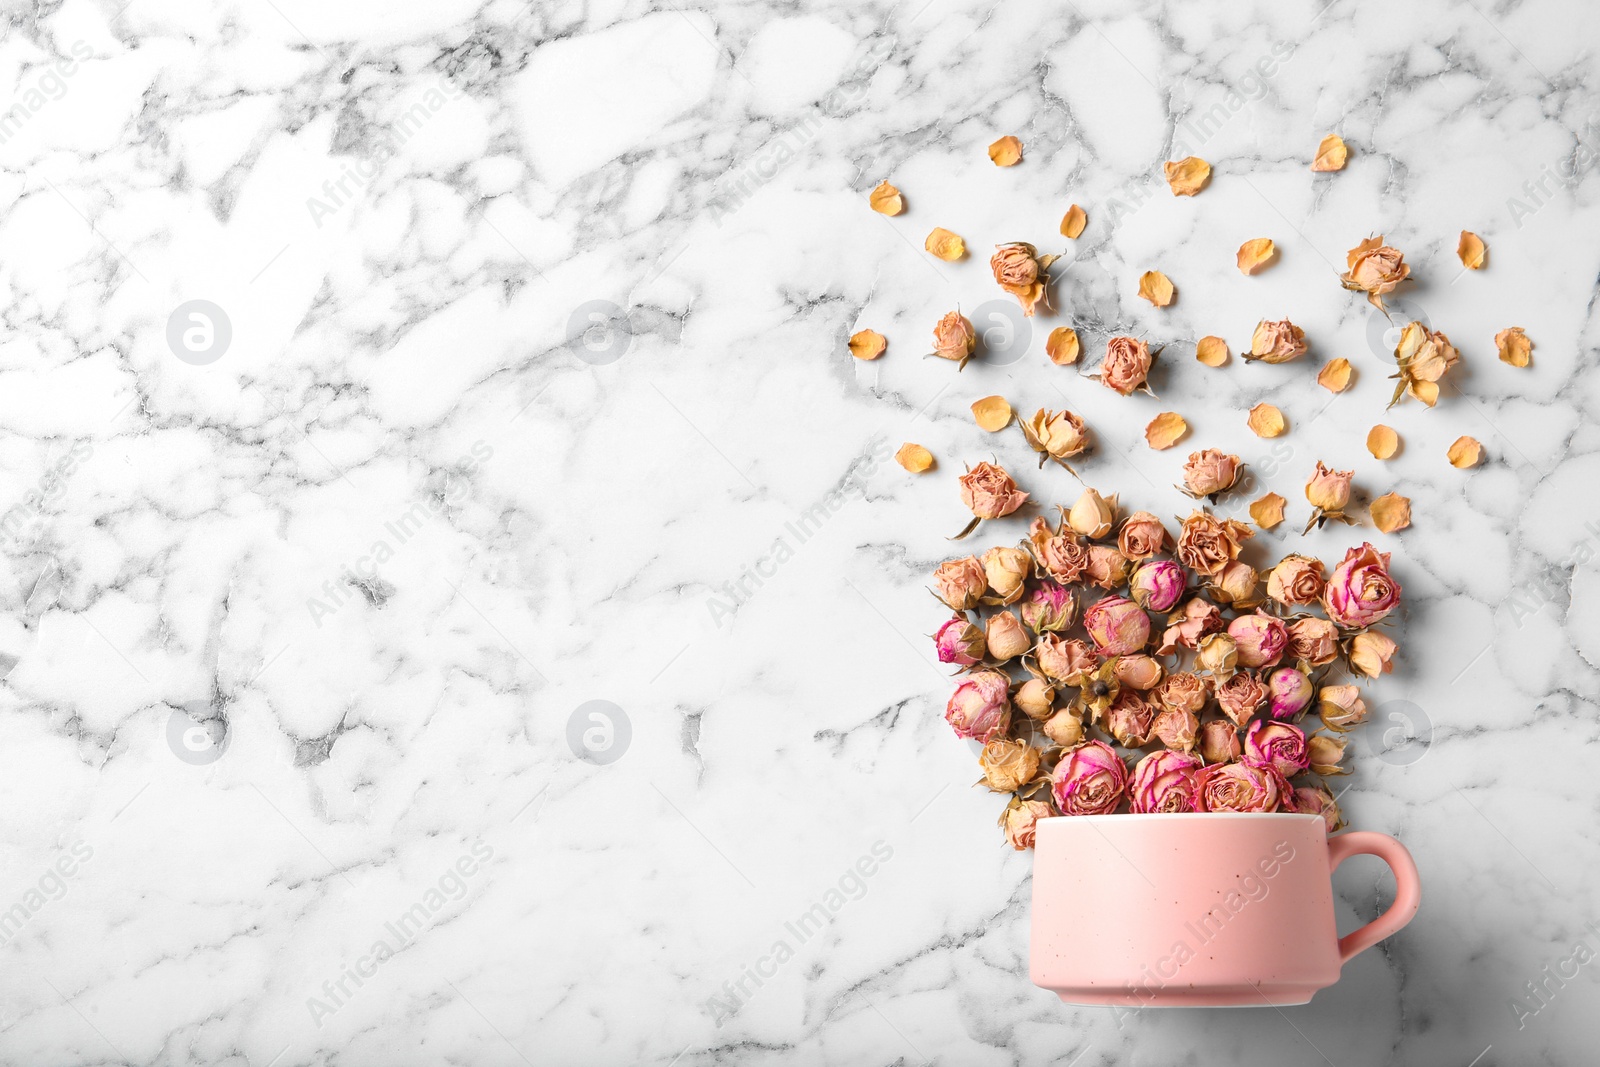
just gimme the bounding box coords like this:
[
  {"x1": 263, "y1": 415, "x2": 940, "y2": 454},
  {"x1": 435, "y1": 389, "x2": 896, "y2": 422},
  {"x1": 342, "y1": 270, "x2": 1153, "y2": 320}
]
[
  {"x1": 1130, "y1": 750, "x2": 1204, "y2": 813},
  {"x1": 932, "y1": 556, "x2": 987, "y2": 611},
  {"x1": 1267, "y1": 555, "x2": 1326, "y2": 607},
  {"x1": 1247, "y1": 318, "x2": 1308, "y2": 363},
  {"x1": 1014, "y1": 678, "x2": 1056, "y2": 720},
  {"x1": 979, "y1": 738, "x2": 1041, "y2": 792},
  {"x1": 945, "y1": 670, "x2": 1011, "y2": 742},
  {"x1": 959, "y1": 462, "x2": 1028, "y2": 521},
  {"x1": 1194, "y1": 761, "x2": 1284, "y2": 812},
  {"x1": 1181, "y1": 449, "x2": 1242, "y2": 498},
  {"x1": 1210, "y1": 560, "x2": 1259, "y2": 606},
  {"x1": 1098, "y1": 336, "x2": 1155, "y2": 395},
  {"x1": 1117, "y1": 511, "x2": 1169, "y2": 560},
  {"x1": 934, "y1": 616, "x2": 986, "y2": 666},
  {"x1": 985, "y1": 611, "x2": 1031, "y2": 662},
  {"x1": 981, "y1": 546, "x2": 1032, "y2": 605},
  {"x1": 1319, "y1": 684, "x2": 1369, "y2": 731},
  {"x1": 1199, "y1": 719, "x2": 1242, "y2": 764},
  {"x1": 1243, "y1": 720, "x2": 1310, "y2": 778},
  {"x1": 1196, "y1": 632, "x2": 1238, "y2": 675},
  {"x1": 1084, "y1": 595, "x2": 1151, "y2": 656},
  {"x1": 1286, "y1": 617, "x2": 1339, "y2": 666},
  {"x1": 1159, "y1": 597, "x2": 1223, "y2": 654},
  {"x1": 1130, "y1": 560, "x2": 1185, "y2": 612},
  {"x1": 1350, "y1": 630, "x2": 1398, "y2": 677},
  {"x1": 1227, "y1": 612, "x2": 1289, "y2": 669},
  {"x1": 1020, "y1": 581, "x2": 1076, "y2": 633},
  {"x1": 1216, "y1": 671, "x2": 1269, "y2": 726},
  {"x1": 1285, "y1": 784, "x2": 1343, "y2": 832},
  {"x1": 1155, "y1": 672, "x2": 1209, "y2": 714},
  {"x1": 1267, "y1": 667, "x2": 1313, "y2": 720},
  {"x1": 1027, "y1": 517, "x2": 1091, "y2": 584},
  {"x1": 1307, "y1": 733, "x2": 1349, "y2": 776},
  {"x1": 1103, "y1": 690, "x2": 1156, "y2": 747},
  {"x1": 1324, "y1": 543, "x2": 1402, "y2": 628},
  {"x1": 1084, "y1": 544, "x2": 1130, "y2": 590},
  {"x1": 1051, "y1": 739, "x2": 1127, "y2": 816},
  {"x1": 1177, "y1": 511, "x2": 1252, "y2": 576},
  {"x1": 932, "y1": 311, "x2": 977, "y2": 368},
  {"x1": 1114, "y1": 654, "x2": 1165, "y2": 691},
  {"x1": 1001, "y1": 798, "x2": 1056, "y2": 850},
  {"x1": 1151, "y1": 708, "x2": 1199, "y2": 752},
  {"x1": 1034, "y1": 633, "x2": 1099, "y2": 685}
]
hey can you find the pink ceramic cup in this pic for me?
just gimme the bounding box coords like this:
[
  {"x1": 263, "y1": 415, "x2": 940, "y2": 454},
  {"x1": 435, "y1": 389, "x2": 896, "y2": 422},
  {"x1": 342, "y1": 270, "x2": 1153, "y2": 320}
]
[{"x1": 1029, "y1": 813, "x2": 1420, "y2": 1007}]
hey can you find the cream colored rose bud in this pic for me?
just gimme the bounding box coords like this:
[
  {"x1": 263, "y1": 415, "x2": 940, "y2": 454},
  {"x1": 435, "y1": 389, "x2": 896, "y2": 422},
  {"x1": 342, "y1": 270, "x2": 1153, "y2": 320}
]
[
  {"x1": 981, "y1": 546, "x2": 1032, "y2": 605},
  {"x1": 1319, "y1": 684, "x2": 1368, "y2": 730},
  {"x1": 1307, "y1": 733, "x2": 1349, "y2": 776},
  {"x1": 1068, "y1": 488, "x2": 1117, "y2": 539},
  {"x1": 986, "y1": 611, "x2": 1032, "y2": 662},
  {"x1": 979, "y1": 738, "x2": 1041, "y2": 793},
  {"x1": 1014, "y1": 678, "x2": 1056, "y2": 721},
  {"x1": 1042, "y1": 709, "x2": 1084, "y2": 747},
  {"x1": 1114, "y1": 654, "x2": 1165, "y2": 691},
  {"x1": 1196, "y1": 632, "x2": 1238, "y2": 674}
]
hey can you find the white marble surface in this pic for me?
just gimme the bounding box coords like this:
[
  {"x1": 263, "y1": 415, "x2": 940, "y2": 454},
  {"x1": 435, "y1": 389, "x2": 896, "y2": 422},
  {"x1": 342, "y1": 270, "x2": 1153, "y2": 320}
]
[{"x1": 0, "y1": 0, "x2": 1596, "y2": 1063}]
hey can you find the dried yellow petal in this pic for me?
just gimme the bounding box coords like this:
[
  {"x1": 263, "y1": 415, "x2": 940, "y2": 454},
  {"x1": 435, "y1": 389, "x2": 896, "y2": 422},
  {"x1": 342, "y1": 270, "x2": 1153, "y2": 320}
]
[
  {"x1": 1060, "y1": 204, "x2": 1087, "y2": 239},
  {"x1": 925, "y1": 227, "x2": 966, "y2": 261},
  {"x1": 895, "y1": 443, "x2": 934, "y2": 473},
  {"x1": 869, "y1": 180, "x2": 903, "y2": 216},
  {"x1": 1237, "y1": 238, "x2": 1276, "y2": 275},
  {"x1": 848, "y1": 329, "x2": 886, "y2": 361},
  {"x1": 989, "y1": 136, "x2": 1023, "y2": 166},
  {"x1": 971, "y1": 395, "x2": 1013, "y2": 432},
  {"x1": 1367, "y1": 424, "x2": 1399, "y2": 460},
  {"x1": 1046, "y1": 327, "x2": 1080, "y2": 366},
  {"x1": 1138, "y1": 270, "x2": 1175, "y2": 307},
  {"x1": 1144, "y1": 412, "x2": 1188, "y2": 450},
  {"x1": 1370, "y1": 492, "x2": 1411, "y2": 533},
  {"x1": 1448, "y1": 435, "x2": 1483, "y2": 468},
  {"x1": 1317, "y1": 358, "x2": 1352, "y2": 393},
  {"x1": 1249, "y1": 492, "x2": 1287, "y2": 530},
  {"x1": 1496, "y1": 326, "x2": 1532, "y2": 367},
  {"x1": 1195, "y1": 335, "x2": 1228, "y2": 367},
  {"x1": 1164, "y1": 156, "x2": 1211, "y2": 196},
  {"x1": 1457, "y1": 230, "x2": 1487, "y2": 270},
  {"x1": 1312, "y1": 134, "x2": 1348, "y2": 172},
  {"x1": 1247, "y1": 403, "x2": 1286, "y2": 438}
]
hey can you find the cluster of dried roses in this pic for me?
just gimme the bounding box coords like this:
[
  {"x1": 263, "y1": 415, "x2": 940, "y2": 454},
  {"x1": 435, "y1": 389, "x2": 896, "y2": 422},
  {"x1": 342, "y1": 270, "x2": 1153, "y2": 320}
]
[{"x1": 936, "y1": 471, "x2": 1401, "y2": 850}]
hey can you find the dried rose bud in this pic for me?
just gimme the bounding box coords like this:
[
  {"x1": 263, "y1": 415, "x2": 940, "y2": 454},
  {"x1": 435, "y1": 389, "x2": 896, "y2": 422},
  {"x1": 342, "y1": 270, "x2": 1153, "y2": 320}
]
[
  {"x1": 1117, "y1": 511, "x2": 1169, "y2": 560},
  {"x1": 1021, "y1": 409, "x2": 1090, "y2": 464},
  {"x1": 1227, "y1": 612, "x2": 1289, "y2": 669},
  {"x1": 945, "y1": 670, "x2": 1011, "y2": 742},
  {"x1": 1177, "y1": 511, "x2": 1252, "y2": 577},
  {"x1": 934, "y1": 615, "x2": 986, "y2": 666},
  {"x1": 1182, "y1": 449, "x2": 1242, "y2": 498},
  {"x1": 1042, "y1": 709, "x2": 1085, "y2": 747},
  {"x1": 1247, "y1": 318, "x2": 1308, "y2": 364},
  {"x1": 1151, "y1": 708, "x2": 1199, "y2": 752},
  {"x1": 1051, "y1": 739, "x2": 1127, "y2": 815},
  {"x1": 985, "y1": 611, "x2": 1031, "y2": 662},
  {"x1": 1340, "y1": 237, "x2": 1409, "y2": 306},
  {"x1": 1084, "y1": 595, "x2": 1151, "y2": 656},
  {"x1": 1034, "y1": 633, "x2": 1099, "y2": 686},
  {"x1": 933, "y1": 556, "x2": 987, "y2": 611},
  {"x1": 1319, "y1": 684, "x2": 1368, "y2": 731},
  {"x1": 1305, "y1": 461, "x2": 1354, "y2": 513},
  {"x1": 1194, "y1": 761, "x2": 1284, "y2": 811},
  {"x1": 1114, "y1": 654, "x2": 1165, "y2": 691},
  {"x1": 1307, "y1": 733, "x2": 1349, "y2": 776},
  {"x1": 1103, "y1": 690, "x2": 1155, "y2": 747},
  {"x1": 1159, "y1": 598, "x2": 1224, "y2": 655},
  {"x1": 1199, "y1": 719, "x2": 1242, "y2": 764},
  {"x1": 991, "y1": 242, "x2": 1049, "y2": 316},
  {"x1": 1267, "y1": 555, "x2": 1326, "y2": 607},
  {"x1": 1014, "y1": 678, "x2": 1056, "y2": 721},
  {"x1": 980, "y1": 738, "x2": 1042, "y2": 792},
  {"x1": 1130, "y1": 560, "x2": 1185, "y2": 612},
  {"x1": 1285, "y1": 784, "x2": 1344, "y2": 832},
  {"x1": 1286, "y1": 617, "x2": 1339, "y2": 666},
  {"x1": 1068, "y1": 488, "x2": 1117, "y2": 538},
  {"x1": 1392, "y1": 321, "x2": 1459, "y2": 407},
  {"x1": 1098, "y1": 336, "x2": 1154, "y2": 395},
  {"x1": 981, "y1": 546, "x2": 1032, "y2": 605},
  {"x1": 932, "y1": 310, "x2": 977, "y2": 368},
  {"x1": 1350, "y1": 630, "x2": 1398, "y2": 677},
  {"x1": 1130, "y1": 750, "x2": 1203, "y2": 813},
  {"x1": 1196, "y1": 632, "x2": 1238, "y2": 676},
  {"x1": 1216, "y1": 670, "x2": 1268, "y2": 726},
  {"x1": 1001, "y1": 798, "x2": 1056, "y2": 850},
  {"x1": 1210, "y1": 560, "x2": 1259, "y2": 606},
  {"x1": 1324, "y1": 543, "x2": 1402, "y2": 628},
  {"x1": 1155, "y1": 672, "x2": 1209, "y2": 715},
  {"x1": 1267, "y1": 667, "x2": 1313, "y2": 720},
  {"x1": 960, "y1": 462, "x2": 1028, "y2": 521},
  {"x1": 1243, "y1": 719, "x2": 1309, "y2": 778},
  {"x1": 1020, "y1": 581, "x2": 1076, "y2": 633},
  {"x1": 1084, "y1": 545, "x2": 1130, "y2": 590},
  {"x1": 1027, "y1": 516, "x2": 1091, "y2": 585}
]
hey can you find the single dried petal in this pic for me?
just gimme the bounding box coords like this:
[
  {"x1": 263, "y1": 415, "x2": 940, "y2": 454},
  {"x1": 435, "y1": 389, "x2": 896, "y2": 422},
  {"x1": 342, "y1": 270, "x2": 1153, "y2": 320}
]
[
  {"x1": 1250, "y1": 492, "x2": 1287, "y2": 530},
  {"x1": 1496, "y1": 326, "x2": 1532, "y2": 367},
  {"x1": 1312, "y1": 134, "x2": 1348, "y2": 172},
  {"x1": 1367, "y1": 424, "x2": 1399, "y2": 460},
  {"x1": 848, "y1": 329, "x2": 886, "y2": 361},
  {"x1": 1046, "y1": 327, "x2": 1080, "y2": 366},
  {"x1": 1195, "y1": 335, "x2": 1228, "y2": 367},
  {"x1": 1317, "y1": 358, "x2": 1352, "y2": 393},
  {"x1": 1370, "y1": 492, "x2": 1412, "y2": 533},
  {"x1": 1138, "y1": 270, "x2": 1175, "y2": 307},
  {"x1": 895, "y1": 443, "x2": 934, "y2": 473},
  {"x1": 1237, "y1": 238, "x2": 1276, "y2": 274},
  {"x1": 1247, "y1": 403, "x2": 1286, "y2": 438},
  {"x1": 1448, "y1": 435, "x2": 1483, "y2": 468},
  {"x1": 989, "y1": 135, "x2": 1023, "y2": 166},
  {"x1": 1457, "y1": 230, "x2": 1487, "y2": 270},
  {"x1": 972, "y1": 395, "x2": 1013, "y2": 432},
  {"x1": 1164, "y1": 156, "x2": 1211, "y2": 196},
  {"x1": 868, "y1": 180, "x2": 903, "y2": 216},
  {"x1": 1060, "y1": 204, "x2": 1087, "y2": 239},
  {"x1": 1145, "y1": 412, "x2": 1188, "y2": 450},
  {"x1": 925, "y1": 227, "x2": 966, "y2": 261}
]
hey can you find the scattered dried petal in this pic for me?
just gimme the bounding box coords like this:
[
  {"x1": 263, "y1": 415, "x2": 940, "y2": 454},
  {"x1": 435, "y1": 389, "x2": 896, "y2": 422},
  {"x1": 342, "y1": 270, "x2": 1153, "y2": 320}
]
[
  {"x1": 1247, "y1": 403, "x2": 1286, "y2": 438},
  {"x1": 1145, "y1": 412, "x2": 1188, "y2": 450},
  {"x1": 1060, "y1": 204, "x2": 1087, "y2": 239},
  {"x1": 848, "y1": 329, "x2": 886, "y2": 361},
  {"x1": 1496, "y1": 326, "x2": 1532, "y2": 367},
  {"x1": 869, "y1": 180, "x2": 903, "y2": 216},
  {"x1": 1312, "y1": 134, "x2": 1349, "y2": 172},
  {"x1": 1370, "y1": 492, "x2": 1411, "y2": 533},
  {"x1": 1448, "y1": 435, "x2": 1483, "y2": 469},
  {"x1": 1237, "y1": 238, "x2": 1276, "y2": 274},
  {"x1": 1138, "y1": 270, "x2": 1175, "y2": 307},
  {"x1": 1164, "y1": 156, "x2": 1211, "y2": 196},
  {"x1": 895, "y1": 443, "x2": 933, "y2": 473},
  {"x1": 1195, "y1": 336, "x2": 1228, "y2": 367},
  {"x1": 1457, "y1": 230, "x2": 1487, "y2": 270},
  {"x1": 1367, "y1": 424, "x2": 1399, "y2": 460},
  {"x1": 1249, "y1": 492, "x2": 1287, "y2": 530},
  {"x1": 1317, "y1": 358, "x2": 1352, "y2": 393},
  {"x1": 925, "y1": 227, "x2": 966, "y2": 261},
  {"x1": 1046, "y1": 327, "x2": 1080, "y2": 366},
  {"x1": 972, "y1": 395, "x2": 1013, "y2": 432},
  {"x1": 988, "y1": 135, "x2": 1022, "y2": 166}
]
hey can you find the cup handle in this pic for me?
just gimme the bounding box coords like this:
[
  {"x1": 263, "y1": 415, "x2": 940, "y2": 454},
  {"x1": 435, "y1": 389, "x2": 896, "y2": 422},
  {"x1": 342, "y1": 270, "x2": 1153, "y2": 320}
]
[{"x1": 1327, "y1": 831, "x2": 1421, "y2": 965}]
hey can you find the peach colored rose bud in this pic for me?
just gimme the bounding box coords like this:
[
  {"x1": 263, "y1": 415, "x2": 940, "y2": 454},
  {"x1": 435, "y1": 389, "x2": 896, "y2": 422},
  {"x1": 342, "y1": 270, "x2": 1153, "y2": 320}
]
[
  {"x1": 1211, "y1": 560, "x2": 1259, "y2": 606},
  {"x1": 1227, "y1": 612, "x2": 1289, "y2": 669},
  {"x1": 1199, "y1": 719, "x2": 1242, "y2": 764},
  {"x1": 1098, "y1": 335, "x2": 1155, "y2": 395},
  {"x1": 1068, "y1": 488, "x2": 1117, "y2": 538},
  {"x1": 1159, "y1": 597, "x2": 1223, "y2": 655},
  {"x1": 1267, "y1": 667, "x2": 1313, "y2": 721},
  {"x1": 1286, "y1": 617, "x2": 1339, "y2": 666},
  {"x1": 991, "y1": 242, "x2": 1040, "y2": 289},
  {"x1": 944, "y1": 670, "x2": 1011, "y2": 742},
  {"x1": 1306, "y1": 733, "x2": 1349, "y2": 776},
  {"x1": 1182, "y1": 448, "x2": 1242, "y2": 498},
  {"x1": 1051, "y1": 739, "x2": 1127, "y2": 815},
  {"x1": 1319, "y1": 684, "x2": 1368, "y2": 731},
  {"x1": 1194, "y1": 761, "x2": 1284, "y2": 812},
  {"x1": 1130, "y1": 560, "x2": 1185, "y2": 612},
  {"x1": 1021, "y1": 408, "x2": 1090, "y2": 463},
  {"x1": 933, "y1": 555, "x2": 987, "y2": 611},
  {"x1": 1394, "y1": 321, "x2": 1460, "y2": 405},
  {"x1": 1130, "y1": 750, "x2": 1203, "y2": 813},
  {"x1": 1015, "y1": 678, "x2": 1056, "y2": 721},
  {"x1": 1114, "y1": 654, "x2": 1165, "y2": 691},
  {"x1": 1104, "y1": 690, "x2": 1155, "y2": 747},
  {"x1": 1196, "y1": 632, "x2": 1238, "y2": 675},
  {"x1": 1324, "y1": 543, "x2": 1402, "y2": 628},
  {"x1": 1247, "y1": 318, "x2": 1308, "y2": 363},
  {"x1": 1084, "y1": 595, "x2": 1151, "y2": 656},
  {"x1": 1027, "y1": 517, "x2": 1090, "y2": 585},
  {"x1": 1177, "y1": 511, "x2": 1253, "y2": 577},
  {"x1": 1244, "y1": 720, "x2": 1309, "y2": 777},
  {"x1": 1216, "y1": 670, "x2": 1268, "y2": 726},
  {"x1": 1305, "y1": 461, "x2": 1353, "y2": 512},
  {"x1": 1020, "y1": 581, "x2": 1076, "y2": 633},
  {"x1": 1084, "y1": 544, "x2": 1130, "y2": 590},
  {"x1": 1001, "y1": 798, "x2": 1056, "y2": 850},
  {"x1": 960, "y1": 461, "x2": 1028, "y2": 520},
  {"x1": 1350, "y1": 630, "x2": 1398, "y2": 677},
  {"x1": 1042, "y1": 709, "x2": 1085, "y2": 747},
  {"x1": 979, "y1": 738, "x2": 1042, "y2": 792},
  {"x1": 1267, "y1": 555, "x2": 1326, "y2": 607},
  {"x1": 1285, "y1": 785, "x2": 1343, "y2": 832},
  {"x1": 932, "y1": 310, "x2": 977, "y2": 368},
  {"x1": 1151, "y1": 708, "x2": 1199, "y2": 752},
  {"x1": 981, "y1": 545, "x2": 1032, "y2": 605},
  {"x1": 1117, "y1": 511, "x2": 1169, "y2": 560},
  {"x1": 985, "y1": 611, "x2": 1031, "y2": 662},
  {"x1": 1340, "y1": 237, "x2": 1409, "y2": 300},
  {"x1": 934, "y1": 616, "x2": 986, "y2": 666},
  {"x1": 1034, "y1": 634, "x2": 1099, "y2": 686},
  {"x1": 1155, "y1": 672, "x2": 1209, "y2": 714}
]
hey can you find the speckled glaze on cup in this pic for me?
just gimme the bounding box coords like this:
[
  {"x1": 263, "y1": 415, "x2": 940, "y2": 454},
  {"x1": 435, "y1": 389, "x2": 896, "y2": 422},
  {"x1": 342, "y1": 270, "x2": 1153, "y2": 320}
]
[{"x1": 1030, "y1": 813, "x2": 1419, "y2": 1007}]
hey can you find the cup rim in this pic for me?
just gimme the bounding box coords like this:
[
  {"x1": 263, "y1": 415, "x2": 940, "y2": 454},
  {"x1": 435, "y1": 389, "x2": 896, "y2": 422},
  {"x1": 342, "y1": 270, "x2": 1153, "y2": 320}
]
[{"x1": 1037, "y1": 812, "x2": 1325, "y2": 829}]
